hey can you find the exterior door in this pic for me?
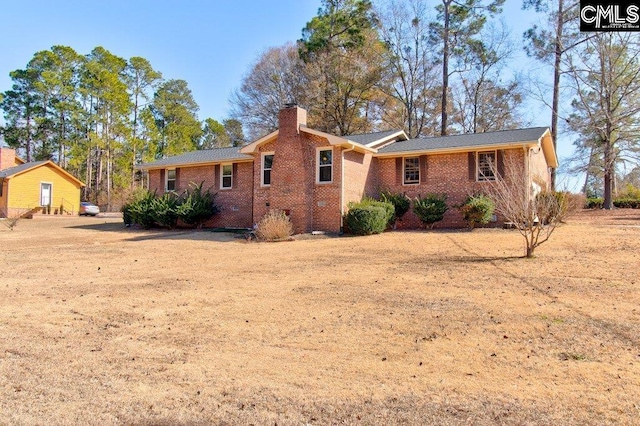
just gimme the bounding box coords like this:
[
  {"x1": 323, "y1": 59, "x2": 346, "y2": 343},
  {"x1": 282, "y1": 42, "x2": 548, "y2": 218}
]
[{"x1": 40, "y1": 183, "x2": 52, "y2": 207}]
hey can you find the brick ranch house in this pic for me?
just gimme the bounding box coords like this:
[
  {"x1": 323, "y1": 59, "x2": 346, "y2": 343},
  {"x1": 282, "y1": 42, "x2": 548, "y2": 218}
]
[{"x1": 138, "y1": 105, "x2": 557, "y2": 233}]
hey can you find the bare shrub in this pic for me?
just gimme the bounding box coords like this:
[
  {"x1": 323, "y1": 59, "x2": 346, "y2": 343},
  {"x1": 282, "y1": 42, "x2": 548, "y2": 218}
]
[
  {"x1": 0, "y1": 208, "x2": 32, "y2": 230},
  {"x1": 255, "y1": 210, "x2": 293, "y2": 241},
  {"x1": 484, "y1": 157, "x2": 577, "y2": 258}
]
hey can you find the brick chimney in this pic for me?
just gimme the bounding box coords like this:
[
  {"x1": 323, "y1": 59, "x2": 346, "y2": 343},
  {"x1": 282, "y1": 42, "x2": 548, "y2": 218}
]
[
  {"x1": 0, "y1": 147, "x2": 17, "y2": 171},
  {"x1": 269, "y1": 105, "x2": 313, "y2": 233}
]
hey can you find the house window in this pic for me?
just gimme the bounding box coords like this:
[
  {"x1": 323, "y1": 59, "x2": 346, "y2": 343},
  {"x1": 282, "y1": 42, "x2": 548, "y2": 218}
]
[
  {"x1": 317, "y1": 148, "x2": 333, "y2": 183},
  {"x1": 262, "y1": 153, "x2": 274, "y2": 186},
  {"x1": 166, "y1": 169, "x2": 176, "y2": 191},
  {"x1": 221, "y1": 164, "x2": 233, "y2": 189},
  {"x1": 477, "y1": 151, "x2": 496, "y2": 181},
  {"x1": 404, "y1": 157, "x2": 420, "y2": 184}
]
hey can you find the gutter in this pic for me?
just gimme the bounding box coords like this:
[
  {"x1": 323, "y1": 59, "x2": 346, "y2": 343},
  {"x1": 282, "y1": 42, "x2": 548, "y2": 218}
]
[
  {"x1": 373, "y1": 142, "x2": 541, "y2": 158},
  {"x1": 340, "y1": 143, "x2": 356, "y2": 234}
]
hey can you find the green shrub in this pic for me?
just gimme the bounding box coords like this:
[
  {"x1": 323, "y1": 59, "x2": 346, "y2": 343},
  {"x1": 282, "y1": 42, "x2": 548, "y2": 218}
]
[
  {"x1": 344, "y1": 205, "x2": 388, "y2": 235},
  {"x1": 177, "y1": 182, "x2": 219, "y2": 227},
  {"x1": 255, "y1": 210, "x2": 294, "y2": 241},
  {"x1": 150, "y1": 192, "x2": 181, "y2": 229},
  {"x1": 123, "y1": 190, "x2": 156, "y2": 229},
  {"x1": 380, "y1": 191, "x2": 411, "y2": 223},
  {"x1": 459, "y1": 194, "x2": 495, "y2": 229},
  {"x1": 613, "y1": 198, "x2": 640, "y2": 209},
  {"x1": 585, "y1": 197, "x2": 604, "y2": 209},
  {"x1": 349, "y1": 197, "x2": 395, "y2": 228},
  {"x1": 413, "y1": 194, "x2": 448, "y2": 229}
]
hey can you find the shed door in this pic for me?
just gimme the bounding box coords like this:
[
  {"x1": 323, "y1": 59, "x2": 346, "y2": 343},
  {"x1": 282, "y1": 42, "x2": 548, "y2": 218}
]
[{"x1": 40, "y1": 183, "x2": 52, "y2": 206}]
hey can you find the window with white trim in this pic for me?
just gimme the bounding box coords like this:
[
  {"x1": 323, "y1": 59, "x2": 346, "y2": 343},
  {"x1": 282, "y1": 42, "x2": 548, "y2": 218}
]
[
  {"x1": 166, "y1": 169, "x2": 176, "y2": 191},
  {"x1": 317, "y1": 148, "x2": 333, "y2": 183},
  {"x1": 404, "y1": 157, "x2": 420, "y2": 184},
  {"x1": 221, "y1": 164, "x2": 232, "y2": 189},
  {"x1": 262, "y1": 153, "x2": 274, "y2": 186},
  {"x1": 477, "y1": 151, "x2": 496, "y2": 181}
]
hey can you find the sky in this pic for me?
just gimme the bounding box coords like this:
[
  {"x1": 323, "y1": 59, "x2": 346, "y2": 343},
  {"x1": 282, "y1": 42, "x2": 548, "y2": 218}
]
[{"x1": 0, "y1": 0, "x2": 579, "y2": 188}]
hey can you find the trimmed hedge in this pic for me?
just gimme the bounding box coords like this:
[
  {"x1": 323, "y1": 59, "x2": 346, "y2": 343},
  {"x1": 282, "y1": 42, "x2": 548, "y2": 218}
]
[
  {"x1": 614, "y1": 198, "x2": 640, "y2": 209},
  {"x1": 585, "y1": 197, "x2": 604, "y2": 209},
  {"x1": 345, "y1": 204, "x2": 389, "y2": 235}
]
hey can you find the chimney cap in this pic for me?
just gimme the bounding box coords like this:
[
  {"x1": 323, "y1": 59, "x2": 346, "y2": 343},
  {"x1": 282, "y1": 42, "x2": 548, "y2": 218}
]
[{"x1": 284, "y1": 102, "x2": 298, "y2": 109}]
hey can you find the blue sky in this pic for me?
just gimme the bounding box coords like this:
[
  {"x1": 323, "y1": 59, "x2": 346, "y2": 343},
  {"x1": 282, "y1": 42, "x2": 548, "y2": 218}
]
[
  {"x1": 2, "y1": 0, "x2": 578, "y2": 186},
  {"x1": 0, "y1": 0, "x2": 544, "y2": 123},
  {"x1": 0, "y1": 0, "x2": 320, "y2": 121}
]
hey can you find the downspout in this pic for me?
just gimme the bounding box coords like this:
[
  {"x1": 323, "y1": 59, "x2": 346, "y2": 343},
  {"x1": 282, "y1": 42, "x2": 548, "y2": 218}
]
[
  {"x1": 524, "y1": 147, "x2": 530, "y2": 202},
  {"x1": 340, "y1": 144, "x2": 356, "y2": 234}
]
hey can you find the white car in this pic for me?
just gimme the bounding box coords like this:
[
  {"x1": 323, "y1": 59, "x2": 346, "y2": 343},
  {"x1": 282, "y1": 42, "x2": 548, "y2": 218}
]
[{"x1": 79, "y1": 202, "x2": 100, "y2": 216}]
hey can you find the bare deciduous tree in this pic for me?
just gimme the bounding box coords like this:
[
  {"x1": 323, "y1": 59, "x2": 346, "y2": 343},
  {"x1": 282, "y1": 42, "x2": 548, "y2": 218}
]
[{"x1": 484, "y1": 155, "x2": 575, "y2": 257}]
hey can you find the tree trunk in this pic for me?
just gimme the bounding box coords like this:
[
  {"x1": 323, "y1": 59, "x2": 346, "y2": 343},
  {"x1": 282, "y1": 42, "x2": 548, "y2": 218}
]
[
  {"x1": 550, "y1": 0, "x2": 564, "y2": 190},
  {"x1": 440, "y1": 0, "x2": 451, "y2": 136}
]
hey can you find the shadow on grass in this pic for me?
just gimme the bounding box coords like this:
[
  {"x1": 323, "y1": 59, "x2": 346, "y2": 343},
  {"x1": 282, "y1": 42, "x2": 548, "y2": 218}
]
[{"x1": 66, "y1": 221, "x2": 243, "y2": 243}]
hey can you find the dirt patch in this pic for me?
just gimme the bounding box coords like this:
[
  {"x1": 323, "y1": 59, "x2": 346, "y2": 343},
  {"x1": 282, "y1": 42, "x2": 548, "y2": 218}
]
[{"x1": 0, "y1": 211, "x2": 639, "y2": 424}]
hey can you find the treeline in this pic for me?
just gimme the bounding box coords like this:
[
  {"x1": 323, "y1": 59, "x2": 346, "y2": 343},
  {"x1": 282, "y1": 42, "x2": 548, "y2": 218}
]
[
  {"x1": 0, "y1": 46, "x2": 244, "y2": 208},
  {"x1": 2, "y1": 0, "x2": 639, "y2": 209},
  {"x1": 229, "y1": 0, "x2": 640, "y2": 207}
]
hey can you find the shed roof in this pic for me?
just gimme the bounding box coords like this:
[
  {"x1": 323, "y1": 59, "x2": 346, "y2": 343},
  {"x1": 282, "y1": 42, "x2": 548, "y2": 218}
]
[
  {"x1": 0, "y1": 161, "x2": 48, "y2": 178},
  {"x1": 0, "y1": 160, "x2": 85, "y2": 186}
]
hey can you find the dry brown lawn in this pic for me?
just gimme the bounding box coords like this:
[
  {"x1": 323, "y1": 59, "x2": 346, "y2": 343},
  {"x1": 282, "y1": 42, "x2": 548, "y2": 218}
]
[{"x1": 0, "y1": 210, "x2": 639, "y2": 425}]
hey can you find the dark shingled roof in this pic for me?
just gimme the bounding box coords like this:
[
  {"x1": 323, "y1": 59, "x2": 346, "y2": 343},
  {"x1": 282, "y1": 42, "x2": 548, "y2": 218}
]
[
  {"x1": 138, "y1": 147, "x2": 252, "y2": 169},
  {"x1": 0, "y1": 161, "x2": 48, "y2": 178},
  {"x1": 378, "y1": 127, "x2": 549, "y2": 154},
  {"x1": 346, "y1": 130, "x2": 404, "y2": 146}
]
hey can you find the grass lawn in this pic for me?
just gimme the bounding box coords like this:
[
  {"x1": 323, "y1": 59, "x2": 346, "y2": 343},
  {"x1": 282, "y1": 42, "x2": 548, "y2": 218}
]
[{"x1": 0, "y1": 210, "x2": 638, "y2": 425}]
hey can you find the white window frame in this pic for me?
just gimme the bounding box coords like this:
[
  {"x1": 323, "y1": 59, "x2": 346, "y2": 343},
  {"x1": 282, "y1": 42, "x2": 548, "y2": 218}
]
[
  {"x1": 403, "y1": 157, "x2": 420, "y2": 185},
  {"x1": 221, "y1": 163, "x2": 233, "y2": 189},
  {"x1": 261, "y1": 152, "x2": 274, "y2": 187},
  {"x1": 477, "y1": 151, "x2": 497, "y2": 181},
  {"x1": 165, "y1": 169, "x2": 176, "y2": 192},
  {"x1": 317, "y1": 147, "x2": 333, "y2": 184}
]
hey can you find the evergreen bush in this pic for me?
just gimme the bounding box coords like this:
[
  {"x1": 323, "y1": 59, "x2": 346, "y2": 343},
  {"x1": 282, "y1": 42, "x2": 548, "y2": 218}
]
[
  {"x1": 413, "y1": 194, "x2": 448, "y2": 229},
  {"x1": 459, "y1": 194, "x2": 495, "y2": 229},
  {"x1": 150, "y1": 192, "x2": 181, "y2": 229},
  {"x1": 177, "y1": 182, "x2": 219, "y2": 227},
  {"x1": 380, "y1": 191, "x2": 411, "y2": 224},
  {"x1": 344, "y1": 204, "x2": 388, "y2": 235}
]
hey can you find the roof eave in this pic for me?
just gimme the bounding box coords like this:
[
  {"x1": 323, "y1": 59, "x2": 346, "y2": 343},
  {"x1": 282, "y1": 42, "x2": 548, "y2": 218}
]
[
  {"x1": 374, "y1": 141, "x2": 541, "y2": 158},
  {"x1": 539, "y1": 129, "x2": 558, "y2": 168},
  {"x1": 301, "y1": 127, "x2": 377, "y2": 153},
  {"x1": 362, "y1": 130, "x2": 409, "y2": 148},
  {"x1": 239, "y1": 130, "x2": 279, "y2": 154},
  {"x1": 136, "y1": 157, "x2": 254, "y2": 171},
  {"x1": 3, "y1": 161, "x2": 85, "y2": 187}
]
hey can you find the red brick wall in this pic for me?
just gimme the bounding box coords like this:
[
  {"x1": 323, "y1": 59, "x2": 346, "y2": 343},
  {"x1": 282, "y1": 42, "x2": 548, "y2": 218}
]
[
  {"x1": 252, "y1": 141, "x2": 275, "y2": 226},
  {"x1": 377, "y1": 149, "x2": 525, "y2": 228},
  {"x1": 146, "y1": 162, "x2": 254, "y2": 228}
]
